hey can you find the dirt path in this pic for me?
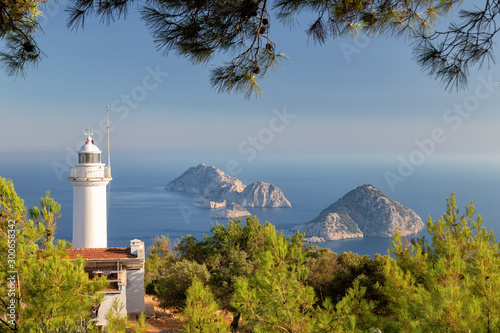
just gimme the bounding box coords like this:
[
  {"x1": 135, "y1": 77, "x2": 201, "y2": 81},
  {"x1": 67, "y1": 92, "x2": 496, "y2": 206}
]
[{"x1": 143, "y1": 297, "x2": 183, "y2": 333}]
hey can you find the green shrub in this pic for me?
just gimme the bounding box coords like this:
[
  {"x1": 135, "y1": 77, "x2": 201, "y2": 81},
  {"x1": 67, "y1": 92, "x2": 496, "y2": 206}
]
[{"x1": 157, "y1": 260, "x2": 210, "y2": 310}]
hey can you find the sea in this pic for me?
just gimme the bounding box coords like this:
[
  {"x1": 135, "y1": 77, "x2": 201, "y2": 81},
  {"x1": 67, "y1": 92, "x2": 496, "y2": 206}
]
[{"x1": 2, "y1": 151, "x2": 500, "y2": 257}]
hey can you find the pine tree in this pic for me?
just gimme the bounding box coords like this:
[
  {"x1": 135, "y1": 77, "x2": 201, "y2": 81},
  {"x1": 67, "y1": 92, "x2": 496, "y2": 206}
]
[
  {"x1": 62, "y1": 0, "x2": 496, "y2": 96},
  {"x1": 384, "y1": 193, "x2": 500, "y2": 332},
  {"x1": 183, "y1": 277, "x2": 230, "y2": 333},
  {"x1": 19, "y1": 241, "x2": 108, "y2": 332},
  {"x1": 28, "y1": 190, "x2": 62, "y2": 249},
  {"x1": 105, "y1": 299, "x2": 129, "y2": 333},
  {"x1": 232, "y1": 224, "x2": 317, "y2": 333},
  {"x1": 105, "y1": 299, "x2": 149, "y2": 333},
  {"x1": 315, "y1": 278, "x2": 379, "y2": 332},
  {"x1": 0, "y1": 0, "x2": 44, "y2": 76}
]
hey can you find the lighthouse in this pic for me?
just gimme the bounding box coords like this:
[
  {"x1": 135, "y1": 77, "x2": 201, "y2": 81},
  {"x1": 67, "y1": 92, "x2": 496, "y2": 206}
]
[{"x1": 68, "y1": 129, "x2": 112, "y2": 248}]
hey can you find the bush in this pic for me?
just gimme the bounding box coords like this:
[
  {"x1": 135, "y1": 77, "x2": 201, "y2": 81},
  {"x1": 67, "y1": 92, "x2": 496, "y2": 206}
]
[
  {"x1": 145, "y1": 235, "x2": 176, "y2": 295},
  {"x1": 157, "y1": 260, "x2": 210, "y2": 310}
]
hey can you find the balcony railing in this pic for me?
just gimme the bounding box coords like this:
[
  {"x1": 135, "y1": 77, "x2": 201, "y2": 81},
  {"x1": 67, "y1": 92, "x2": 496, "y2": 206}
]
[{"x1": 69, "y1": 166, "x2": 111, "y2": 179}]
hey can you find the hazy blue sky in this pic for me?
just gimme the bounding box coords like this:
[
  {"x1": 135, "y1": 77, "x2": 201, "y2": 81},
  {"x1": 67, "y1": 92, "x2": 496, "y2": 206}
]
[{"x1": 1, "y1": 0, "x2": 500, "y2": 166}]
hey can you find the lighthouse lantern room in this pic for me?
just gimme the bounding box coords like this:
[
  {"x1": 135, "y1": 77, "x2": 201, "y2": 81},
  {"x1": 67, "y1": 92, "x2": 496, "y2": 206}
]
[{"x1": 68, "y1": 129, "x2": 112, "y2": 248}]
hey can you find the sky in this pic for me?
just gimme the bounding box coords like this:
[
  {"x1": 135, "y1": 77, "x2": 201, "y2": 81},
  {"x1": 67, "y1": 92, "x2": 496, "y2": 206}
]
[{"x1": 1, "y1": 0, "x2": 500, "y2": 167}]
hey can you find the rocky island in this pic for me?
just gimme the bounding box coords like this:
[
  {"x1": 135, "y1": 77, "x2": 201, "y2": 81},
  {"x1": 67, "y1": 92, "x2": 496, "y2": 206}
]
[
  {"x1": 211, "y1": 203, "x2": 251, "y2": 220},
  {"x1": 166, "y1": 164, "x2": 292, "y2": 209},
  {"x1": 293, "y1": 184, "x2": 424, "y2": 242}
]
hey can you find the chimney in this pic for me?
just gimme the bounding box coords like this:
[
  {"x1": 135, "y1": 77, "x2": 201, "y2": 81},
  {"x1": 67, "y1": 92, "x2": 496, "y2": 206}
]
[{"x1": 130, "y1": 239, "x2": 145, "y2": 259}]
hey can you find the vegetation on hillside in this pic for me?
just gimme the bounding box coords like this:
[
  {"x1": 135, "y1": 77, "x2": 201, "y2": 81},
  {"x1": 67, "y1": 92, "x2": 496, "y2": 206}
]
[{"x1": 147, "y1": 193, "x2": 500, "y2": 332}]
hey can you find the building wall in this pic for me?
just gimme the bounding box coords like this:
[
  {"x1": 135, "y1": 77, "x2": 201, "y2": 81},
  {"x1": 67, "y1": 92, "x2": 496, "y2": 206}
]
[
  {"x1": 126, "y1": 268, "x2": 146, "y2": 314},
  {"x1": 96, "y1": 290, "x2": 127, "y2": 327}
]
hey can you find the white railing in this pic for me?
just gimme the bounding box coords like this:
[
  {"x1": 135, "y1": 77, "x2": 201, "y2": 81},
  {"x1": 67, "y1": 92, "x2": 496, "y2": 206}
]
[{"x1": 69, "y1": 166, "x2": 111, "y2": 179}]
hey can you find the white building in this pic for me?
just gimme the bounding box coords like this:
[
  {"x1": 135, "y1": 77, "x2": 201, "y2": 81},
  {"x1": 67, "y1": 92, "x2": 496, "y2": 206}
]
[{"x1": 67, "y1": 129, "x2": 146, "y2": 327}]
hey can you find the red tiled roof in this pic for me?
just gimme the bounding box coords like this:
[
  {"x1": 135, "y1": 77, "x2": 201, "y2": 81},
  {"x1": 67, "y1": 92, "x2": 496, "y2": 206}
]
[{"x1": 67, "y1": 247, "x2": 135, "y2": 260}]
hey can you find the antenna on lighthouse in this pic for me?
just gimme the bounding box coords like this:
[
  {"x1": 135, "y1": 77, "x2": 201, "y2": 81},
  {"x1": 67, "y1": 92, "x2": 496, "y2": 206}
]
[
  {"x1": 106, "y1": 105, "x2": 111, "y2": 221},
  {"x1": 107, "y1": 105, "x2": 111, "y2": 167}
]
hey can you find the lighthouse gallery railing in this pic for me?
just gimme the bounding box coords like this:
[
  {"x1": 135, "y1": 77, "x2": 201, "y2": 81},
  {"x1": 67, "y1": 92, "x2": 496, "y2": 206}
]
[{"x1": 69, "y1": 166, "x2": 111, "y2": 179}]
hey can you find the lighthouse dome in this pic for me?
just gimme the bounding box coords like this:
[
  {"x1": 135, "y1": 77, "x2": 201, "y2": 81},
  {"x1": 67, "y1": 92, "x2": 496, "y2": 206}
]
[{"x1": 79, "y1": 140, "x2": 101, "y2": 153}]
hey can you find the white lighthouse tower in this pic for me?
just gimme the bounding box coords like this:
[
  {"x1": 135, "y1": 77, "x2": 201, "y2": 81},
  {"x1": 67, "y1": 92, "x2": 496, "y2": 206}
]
[{"x1": 68, "y1": 129, "x2": 112, "y2": 248}]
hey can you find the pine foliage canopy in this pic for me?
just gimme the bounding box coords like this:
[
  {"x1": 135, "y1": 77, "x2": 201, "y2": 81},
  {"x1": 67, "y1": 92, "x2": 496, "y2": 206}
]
[{"x1": 2, "y1": 0, "x2": 500, "y2": 97}]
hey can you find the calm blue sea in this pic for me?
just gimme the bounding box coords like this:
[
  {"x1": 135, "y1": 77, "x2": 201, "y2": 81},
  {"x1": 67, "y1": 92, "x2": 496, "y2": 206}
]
[{"x1": 2, "y1": 151, "x2": 500, "y2": 257}]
